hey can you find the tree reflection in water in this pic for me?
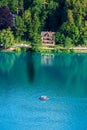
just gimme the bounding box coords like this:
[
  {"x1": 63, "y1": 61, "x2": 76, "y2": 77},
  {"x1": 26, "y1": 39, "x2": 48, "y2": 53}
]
[
  {"x1": 42, "y1": 53, "x2": 87, "y2": 97},
  {"x1": 0, "y1": 52, "x2": 17, "y2": 74},
  {"x1": 27, "y1": 52, "x2": 35, "y2": 83}
]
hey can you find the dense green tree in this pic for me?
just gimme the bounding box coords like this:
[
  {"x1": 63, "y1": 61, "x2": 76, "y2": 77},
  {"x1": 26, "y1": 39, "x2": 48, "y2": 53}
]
[
  {"x1": 18, "y1": 0, "x2": 24, "y2": 15},
  {"x1": 31, "y1": 14, "x2": 41, "y2": 45},
  {"x1": 23, "y1": 9, "x2": 31, "y2": 40},
  {"x1": 55, "y1": 32, "x2": 65, "y2": 45},
  {"x1": 45, "y1": 0, "x2": 59, "y2": 31},
  {"x1": 0, "y1": 28, "x2": 14, "y2": 48},
  {"x1": 23, "y1": 0, "x2": 43, "y2": 44},
  {"x1": 14, "y1": 16, "x2": 26, "y2": 39},
  {"x1": 23, "y1": 0, "x2": 32, "y2": 10},
  {"x1": 0, "y1": 0, "x2": 87, "y2": 47},
  {"x1": 64, "y1": 36, "x2": 73, "y2": 47},
  {"x1": 67, "y1": 9, "x2": 74, "y2": 24},
  {"x1": 0, "y1": 0, "x2": 8, "y2": 7},
  {"x1": 55, "y1": 0, "x2": 87, "y2": 46},
  {"x1": 7, "y1": 0, "x2": 18, "y2": 13},
  {"x1": 42, "y1": 0, "x2": 48, "y2": 9}
]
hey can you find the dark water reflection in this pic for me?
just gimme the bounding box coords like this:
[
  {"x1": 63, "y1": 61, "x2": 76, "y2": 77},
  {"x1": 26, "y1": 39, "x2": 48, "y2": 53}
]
[{"x1": 26, "y1": 52, "x2": 35, "y2": 83}]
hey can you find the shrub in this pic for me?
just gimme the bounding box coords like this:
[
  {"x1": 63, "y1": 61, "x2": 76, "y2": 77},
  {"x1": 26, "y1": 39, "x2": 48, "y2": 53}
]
[
  {"x1": 15, "y1": 47, "x2": 21, "y2": 52},
  {"x1": 55, "y1": 32, "x2": 65, "y2": 45},
  {"x1": 64, "y1": 37, "x2": 73, "y2": 48}
]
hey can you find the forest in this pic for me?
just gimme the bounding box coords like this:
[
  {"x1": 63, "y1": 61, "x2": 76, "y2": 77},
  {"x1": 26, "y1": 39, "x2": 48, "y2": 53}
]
[{"x1": 0, "y1": 0, "x2": 87, "y2": 49}]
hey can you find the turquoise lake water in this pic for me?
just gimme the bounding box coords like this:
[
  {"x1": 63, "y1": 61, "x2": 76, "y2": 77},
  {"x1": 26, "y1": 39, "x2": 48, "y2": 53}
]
[{"x1": 0, "y1": 52, "x2": 87, "y2": 130}]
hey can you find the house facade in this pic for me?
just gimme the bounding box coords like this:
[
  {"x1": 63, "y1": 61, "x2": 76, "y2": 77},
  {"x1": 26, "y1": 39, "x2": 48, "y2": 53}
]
[{"x1": 41, "y1": 31, "x2": 55, "y2": 45}]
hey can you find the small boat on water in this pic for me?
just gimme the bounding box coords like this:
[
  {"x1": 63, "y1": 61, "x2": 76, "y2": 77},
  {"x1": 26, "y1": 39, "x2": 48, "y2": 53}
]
[{"x1": 39, "y1": 96, "x2": 49, "y2": 101}]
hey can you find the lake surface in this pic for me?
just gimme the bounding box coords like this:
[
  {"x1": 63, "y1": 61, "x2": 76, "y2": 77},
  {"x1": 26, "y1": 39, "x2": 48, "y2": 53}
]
[{"x1": 0, "y1": 52, "x2": 87, "y2": 130}]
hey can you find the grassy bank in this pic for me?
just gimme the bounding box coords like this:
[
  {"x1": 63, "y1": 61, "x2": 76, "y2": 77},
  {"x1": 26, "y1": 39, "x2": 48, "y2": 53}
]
[
  {"x1": 1, "y1": 43, "x2": 87, "y2": 53},
  {"x1": 32, "y1": 45, "x2": 87, "y2": 53}
]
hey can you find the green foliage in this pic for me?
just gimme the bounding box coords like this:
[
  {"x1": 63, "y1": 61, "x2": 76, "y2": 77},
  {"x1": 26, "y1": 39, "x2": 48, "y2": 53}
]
[
  {"x1": 8, "y1": 0, "x2": 18, "y2": 13},
  {"x1": 23, "y1": 7, "x2": 41, "y2": 45},
  {"x1": 0, "y1": 0, "x2": 87, "y2": 49},
  {"x1": 79, "y1": 30, "x2": 87, "y2": 45},
  {"x1": 64, "y1": 37, "x2": 73, "y2": 48},
  {"x1": 67, "y1": 9, "x2": 74, "y2": 24},
  {"x1": 18, "y1": 0, "x2": 24, "y2": 15},
  {"x1": 55, "y1": 32, "x2": 65, "y2": 45},
  {"x1": 0, "y1": 28, "x2": 14, "y2": 49},
  {"x1": 15, "y1": 47, "x2": 21, "y2": 52},
  {"x1": 14, "y1": 16, "x2": 26, "y2": 39},
  {"x1": 0, "y1": 0, "x2": 7, "y2": 7}
]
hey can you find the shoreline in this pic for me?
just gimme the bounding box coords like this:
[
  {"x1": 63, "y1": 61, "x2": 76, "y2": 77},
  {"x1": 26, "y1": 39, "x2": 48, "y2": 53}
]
[{"x1": 1, "y1": 44, "x2": 87, "y2": 53}]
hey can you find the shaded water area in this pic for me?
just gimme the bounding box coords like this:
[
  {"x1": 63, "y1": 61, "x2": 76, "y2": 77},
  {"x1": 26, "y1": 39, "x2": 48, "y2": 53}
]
[{"x1": 0, "y1": 52, "x2": 87, "y2": 130}]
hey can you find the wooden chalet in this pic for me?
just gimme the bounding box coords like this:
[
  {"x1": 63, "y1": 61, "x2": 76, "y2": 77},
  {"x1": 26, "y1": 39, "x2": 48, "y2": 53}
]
[{"x1": 41, "y1": 31, "x2": 55, "y2": 45}]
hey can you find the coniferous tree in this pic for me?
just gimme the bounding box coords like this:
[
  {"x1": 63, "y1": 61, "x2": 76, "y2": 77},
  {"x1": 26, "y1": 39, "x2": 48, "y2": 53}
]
[
  {"x1": 14, "y1": 16, "x2": 26, "y2": 39},
  {"x1": 18, "y1": 0, "x2": 24, "y2": 15},
  {"x1": 0, "y1": 0, "x2": 8, "y2": 7},
  {"x1": 7, "y1": 0, "x2": 18, "y2": 13}
]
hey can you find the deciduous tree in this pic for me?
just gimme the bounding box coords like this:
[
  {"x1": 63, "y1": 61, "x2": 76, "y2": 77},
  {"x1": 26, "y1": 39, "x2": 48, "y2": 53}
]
[{"x1": 0, "y1": 6, "x2": 13, "y2": 30}]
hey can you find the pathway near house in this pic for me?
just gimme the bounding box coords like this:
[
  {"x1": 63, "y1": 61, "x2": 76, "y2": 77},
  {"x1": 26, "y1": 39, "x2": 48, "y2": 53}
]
[{"x1": 15, "y1": 44, "x2": 31, "y2": 49}]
